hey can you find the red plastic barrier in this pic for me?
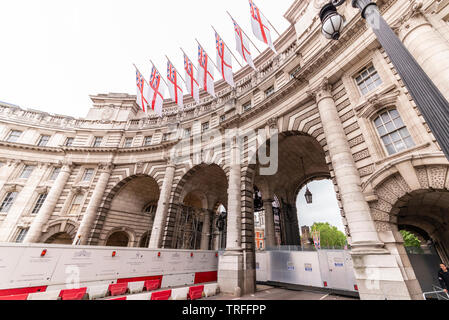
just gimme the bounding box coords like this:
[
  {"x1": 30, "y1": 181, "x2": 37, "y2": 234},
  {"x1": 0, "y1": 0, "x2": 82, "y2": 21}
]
[
  {"x1": 0, "y1": 286, "x2": 47, "y2": 296},
  {"x1": 0, "y1": 293, "x2": 29, "y2": 300},
  {"x1": 151, "y1": 290, "x2": 171, "y2": 300},
  {"x1": 143, "y1": 279, "x2": 161, "y2": 292},
  {"x1": 108, "y1": 283, "x2": 128, "y2": 296},
  {"x1": 194, "y1": 271, "x2": 218, "y2": 284},
  {"x1": 188, "y1": 285, "x2": 204, "y2": 300},
  {"x1": 109, "y1": 296, "x2": 127, "y2": 300},
  {"x1": 59, "y1": 288, "x2": 87, "y2": 300},
  {"x1": 117, "y1": 275, "x2": 163, "y2": 284}
]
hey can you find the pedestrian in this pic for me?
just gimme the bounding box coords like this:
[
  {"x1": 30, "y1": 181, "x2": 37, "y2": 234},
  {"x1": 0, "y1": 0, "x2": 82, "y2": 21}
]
[{"x1": 438, "y1": 263, "x2": 449, "y2": 293}]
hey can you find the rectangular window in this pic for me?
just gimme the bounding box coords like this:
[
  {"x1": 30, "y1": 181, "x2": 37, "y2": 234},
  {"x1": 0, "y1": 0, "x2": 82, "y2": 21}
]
[
  {"x1": 162, "y1": 133, "x2": 170, "y2": 142},
  {"x1": 243, "y1": 102, "x2": 252, "y2": 112},
  {"x1": 0, "y1": 192, "x2": 18, "y2": 213},
  {"x1": 92, "y1": 137, "x2": 102, "y2": 147},
  {"x1": 375, "y1": 109, "x2": 415, "y2": 155},
  {"x1": 15, "y1": 228, "x2": 28, "y2": 243},
  {"x1": 355, "y1": 64, "x2": 383, "y2": 95},
  {"x1": 6, "y1": 130, "x2": 22, "y2": 143},
  {"x1": 37, "y1": 135, "x2": 50, "y2": 147},
  {"x1": 124, "y1": 137, "x2": 133, "y2": 148},
  {"x1": 65, "y1": 137, "x2": 74, "y2": 147},
  {"x1": 49, "y1": 167, "x2": 61, "y2": 181},
  {"x1": 20, "y1": 165, "x2": 35, "y2": 179},
  {"x1": 144, "y1": 136, "x2": 152, "y2": 146},
  {"x1": 265, "y1": 86, "x2": 275, "y2": 97},
  {"x1": 184, "y1": 128, "x2": 191, "y2": 138},
  {"x1": 69, "y1": 194, "x2": 83, "y2": 215},
  {"x1": 202, "y1": 122, "x2": 209, "y2": 133},
  {"x1": 32, "y1": 193, "x2": 48, "y2": 214},
  {"x1": 83, "y1": 168, "x2": 94, "y2": 182}
]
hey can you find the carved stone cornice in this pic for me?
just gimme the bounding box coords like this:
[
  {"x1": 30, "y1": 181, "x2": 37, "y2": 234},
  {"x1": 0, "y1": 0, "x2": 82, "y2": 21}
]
[
  {"x1": 35, "y1": 186, "x2": 51, "y2": 194},
  {"x1": 71, "y1": 186, "x2": 88, "y2": 195},
  {"x1": 355, "y1": 84, "x2": 400, "y2": 118},
  {"x1": 4, "y1": 183, "x2": 23, "y2": 193}
]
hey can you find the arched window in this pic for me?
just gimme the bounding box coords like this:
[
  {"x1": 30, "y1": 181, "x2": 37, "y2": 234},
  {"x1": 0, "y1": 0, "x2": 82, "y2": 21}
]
[
  {"x1": 374, "y1": 109, "x2": 415, "y2": 155},
  {"x1": 143, "y1": 203, "x2": 157, "y2": 216}
]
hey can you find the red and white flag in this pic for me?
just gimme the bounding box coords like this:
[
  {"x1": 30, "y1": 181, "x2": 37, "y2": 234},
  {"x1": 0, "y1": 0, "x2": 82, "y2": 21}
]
[
  {"x1": 148, "y1": 65, "x2": 165, "y2": 117},
  {"x1": 184, "y1": 54, "x2": 200, "y2": 103},
  {"x1": 167, "y1": 60, "x2": 183, "y2": 108},
  {"x1": 135, "y1": 68, "x2": 150, "y2": 112},
  {"x1": 249, "y1": 0, "x2": 276, "y2": 53},
  {"x1": 215, "y1": 32, "x2": 234, "y2": 87},
  {"x1": 197, "y1": 44, "x2": 215, "y2": 97},
  {"x1": 232, "y1": 18, "x2": 256, "y2": 70}
]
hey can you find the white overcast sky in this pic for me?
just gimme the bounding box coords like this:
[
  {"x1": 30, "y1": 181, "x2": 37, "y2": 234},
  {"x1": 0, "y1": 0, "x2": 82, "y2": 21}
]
[{"x1": 0, "y1": 0, "x2": 293, "y2": 118}]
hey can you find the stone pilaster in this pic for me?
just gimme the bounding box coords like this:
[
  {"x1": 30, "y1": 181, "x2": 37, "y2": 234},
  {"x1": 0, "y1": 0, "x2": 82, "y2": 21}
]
[
  {"x1": 24, "y1": 161, "x2": 73, "y2": 243},
  {"x1": 394, "y1": 0, "x2": 449, "y2": 102},
  {"x1": 263, "y1": 199, "x2": 276, "y2": 249},
  {"x1": 73, "y1": 163, "x2": 113, "y2": 245},
  {"x1": 148, "y1": 161, "x2": 175, "y2": 249}
]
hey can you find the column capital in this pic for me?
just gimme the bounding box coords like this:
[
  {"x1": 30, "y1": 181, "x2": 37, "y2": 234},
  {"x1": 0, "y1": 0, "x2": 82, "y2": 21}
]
[
  {"x1": 307, "y1": 77, "x2": 333, "y2": 103},
  {"x1": 391, "y1": 0, "x2": 429, "y2": 39},
  {"x1": 59, "y1": 160, "x2": 73, "y2": 171},
  {"x1": 7, "y1": 159, "x2": 21, "y2": 167},
  {"x1": 98, "y1": 162, "x2": 114, "y2": 173}
]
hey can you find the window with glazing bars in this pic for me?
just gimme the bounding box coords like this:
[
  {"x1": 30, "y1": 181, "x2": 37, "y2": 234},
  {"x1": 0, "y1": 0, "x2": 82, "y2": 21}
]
[
  {"x1": 15, "y1": 228, "x2": 28, "y2": 243},
  {"x1": 32, "y1": 193, "x2": 48, "y2": 214},
  {"x1": 37, "y1": 135, "x2": 50, "y2": 147},
  {"x1": 0, "y1": 192, "x2": 18, "y2": 213},
  {"x1": 69, "y1": 194, "x2": 83, "y2": 215},
  {"x1": 144, "y1": 136, "x2": 152, "y2": 146},
  {"x1": 6, "y1": 130, "x2": 22, "y2": 143},
  {"x1": 92, "y1": 137, "x2": 102, "y2": 147},
  {"x1": 374, "y1": 109, "x2": 415, "y2": 155},
  {"x1": 50, "y1": 167, "x2": 61, "y2": 181},
  {"x1": 83, "y1": 168, "x2": 94, "y2": 182},
  {"x1": 355, "y1": 65, "x2": 382, "y2": 95},
  {"x1": 19, "y1": 165, "x2": 35, "y2": 179}
]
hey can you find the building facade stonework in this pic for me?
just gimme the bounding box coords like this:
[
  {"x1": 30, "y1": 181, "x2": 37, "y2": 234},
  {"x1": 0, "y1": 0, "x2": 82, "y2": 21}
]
[{"x1": 0, "y1": 0, "x2": 449, "y2": 300}]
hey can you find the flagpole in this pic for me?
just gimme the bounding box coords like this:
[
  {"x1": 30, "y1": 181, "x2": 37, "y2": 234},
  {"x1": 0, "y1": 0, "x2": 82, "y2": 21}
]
[
  {"x1": 180, "y1": 47, "x2": 199, "y2": 72},
  {"x1": 226, "y1": 11, "x2": 262, "y2": 54},
  {"x1": 165, "y1": 55, "x2": 187, "y2": 84},
  {"x1": 211, "y1": 25, "x2": 244, "y2": 69},
  {"x1": 195, "y1": 38, "x2": 221, "y2": 73},
  {"x1": 149, "y1": 59, "x2": 170, "y2": 88}
]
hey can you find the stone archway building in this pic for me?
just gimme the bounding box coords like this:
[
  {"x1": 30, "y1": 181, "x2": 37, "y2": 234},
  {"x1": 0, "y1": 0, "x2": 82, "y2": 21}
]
[{"x1": 0, "y1": 0, "x2": 449, "y2": 300}]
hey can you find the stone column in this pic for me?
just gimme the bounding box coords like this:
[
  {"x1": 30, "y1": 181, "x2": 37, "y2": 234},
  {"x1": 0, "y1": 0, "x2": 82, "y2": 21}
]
[
  {"x1": 310, "y1": 79, "x2": 383, "y2": 250},
  {"x1": 73, "y1": 163, "x2": 113, "y2": 245},
  {"x1": 395, "y1": 1, "x2": 449, "y2": 102},
  {"x1": 24, "y1": 161, "x2": 72, "y2": 243},
  {"x1": 200, "y1": 210, "x2": 212, "y2": 250},
  {"x1": 310, "y1": 78, "x2": 420, "y2": 300},
  {"x1": 148, "y1": 162, "x2": 175, "y2": 249},
  {"x1": 263, "y1": 199, "x2": 276, "y2": 249},
  {"x1": 218, "y1": 136, "x2": 244, "y2": 296}
]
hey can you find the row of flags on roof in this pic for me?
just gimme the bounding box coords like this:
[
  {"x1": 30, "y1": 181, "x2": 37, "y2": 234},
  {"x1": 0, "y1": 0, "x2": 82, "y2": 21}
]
[{"x1": 135, "y1": 0, "x2": 279, "y2": 117}]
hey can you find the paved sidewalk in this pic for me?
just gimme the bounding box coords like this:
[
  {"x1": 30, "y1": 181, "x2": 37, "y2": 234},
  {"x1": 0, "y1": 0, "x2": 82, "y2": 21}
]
[{"x1": 204, "y1": 285, "x2": 358, "y2": 301}]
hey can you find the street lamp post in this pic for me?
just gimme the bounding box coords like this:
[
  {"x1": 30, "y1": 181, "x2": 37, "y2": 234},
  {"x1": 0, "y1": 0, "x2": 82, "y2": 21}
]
[{"x1": 319, "y1": 0, "x2": 449, "y2": 161}]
